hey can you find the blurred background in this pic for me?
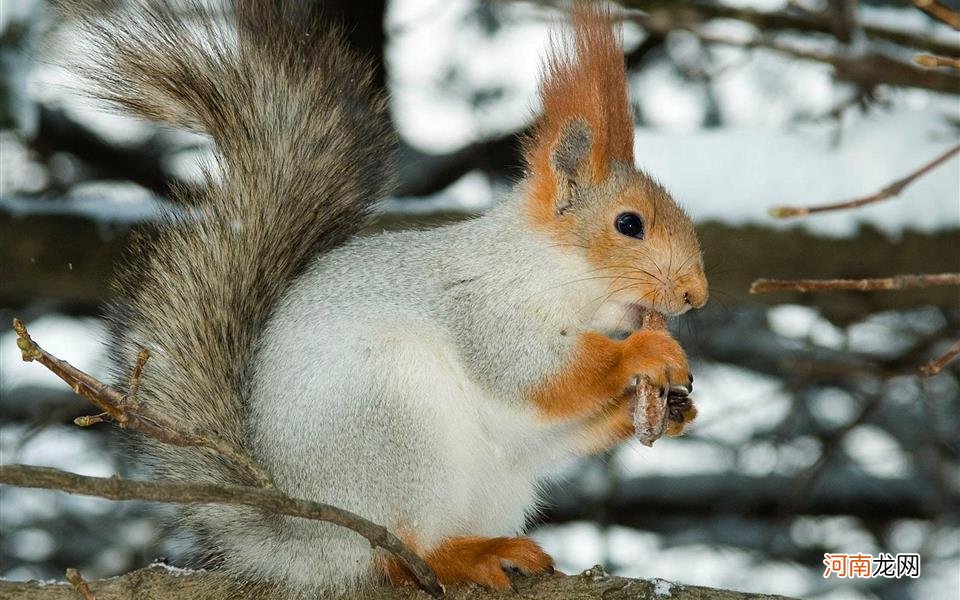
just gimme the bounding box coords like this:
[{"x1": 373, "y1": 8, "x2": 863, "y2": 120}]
[{"x1": 1, "y1": 0, "x2": 958, "y2": 598}]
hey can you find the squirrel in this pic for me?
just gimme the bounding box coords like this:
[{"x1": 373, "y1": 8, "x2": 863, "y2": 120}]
[{"x1": 69, "y1": 0, "x2": 708, "y2": 596}]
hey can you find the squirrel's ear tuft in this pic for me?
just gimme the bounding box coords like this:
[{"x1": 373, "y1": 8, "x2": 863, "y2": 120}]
[{"x1": 524, "y1": 2, "x2": 633, "y2": 214}]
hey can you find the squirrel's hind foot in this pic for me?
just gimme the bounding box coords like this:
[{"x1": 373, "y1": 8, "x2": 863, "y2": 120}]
[{"x1": 383, "y1": 536, "x2": 554, "y2": 591}]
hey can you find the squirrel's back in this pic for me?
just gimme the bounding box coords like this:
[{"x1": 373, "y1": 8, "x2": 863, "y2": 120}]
[{"x1": 68, "y1": 0, "x2": 392, "y2": 589}]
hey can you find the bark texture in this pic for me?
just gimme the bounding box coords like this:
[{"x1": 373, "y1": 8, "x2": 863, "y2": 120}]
[{"x1": 0, "y1": 565, "x2": 795, "y2": 600}]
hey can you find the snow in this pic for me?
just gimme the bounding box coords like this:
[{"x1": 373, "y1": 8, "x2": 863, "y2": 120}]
[
  {"x1": 381, "y1": 170, "x2": 493, "y2": 215},
  {"x1": 4, "y1": 0, "x2": 955, "y2": 240},
  {"x1": 633, "y1": 108, "x2": 959, "y2": 237},
  {"x1": 653, "y1": 578, "x2": 673, "y2": 597},
  {"x1": 842, "y1": 425, "x2": 910, "y2": 479},
  {"x1": 385, "y1": 0, "x2": 960, "y2": 236},
  {"x1": 0, "y1": 426, "x2": 115, "y2": 478},
  {"x1": 1, "y1": 185, "x2": 171, "y2": 223},
  {"x1": 8, "y1": 528, "x2": 55, "y2": 562},
  {"x1": 616, "y1": 437, "x2": 731, "y2": 476},
  {"x1": 0, "y1": 132, "x2": 47, "y2": 194},
  {"x1": 808, "y1": 387, "x2": 858, "y2": 428},
  {"x1": 767, "y1": 305, "x2": 845, "y2": 349},
  {"x1": 675, "y1": 363, "x2": 790, "y2": 446},
  {"x1": 148, "y1": 561, "x2": 202, "y2": 576}
]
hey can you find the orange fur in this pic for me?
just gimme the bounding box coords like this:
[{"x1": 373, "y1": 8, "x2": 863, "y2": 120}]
[
  {"x1": 519, "y1": 3, "x2": 708, "y2": 316},
  {"x1": 578, "y1": 389, "x2": 637, "y2": 454},
  {"x1": 382, "y1": 536, "x2": 553, "y2": 591},
  {"x1": 530, "y1": 328, "x2": 690, "y2": 421},
  {"x1": 524, "y1": 2, "x2": 632, "y2": 221}
]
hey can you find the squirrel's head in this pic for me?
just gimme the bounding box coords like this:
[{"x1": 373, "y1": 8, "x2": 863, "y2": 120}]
[{"x1": 521, "y1": 3, "x2": 707, "y2": 317}]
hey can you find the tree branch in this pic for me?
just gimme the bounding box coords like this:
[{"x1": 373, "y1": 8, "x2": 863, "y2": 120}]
[
  {"x1": 920, "y1": 339, "x2": 960, "y2": 376},
  {"x1": 0, "y1": 465, "x2": 443, "y2": 598},
  {"x1": 12, "y1": 318, "x2": 274, "y2": 489},
  {"x1": 749, "y1": 273, "x2": 960, "y2": 294},
  {"x1": 0, "y1": 564, "x2": 795, "y2": 600},
  {"x1": 914, "y1": 0, "x2": 960, "y2": 30},
  {"x1": 8, "y1": 321, "x2": 443, "y2": 597},
  {"x1": 914, "y1": 53, "x2": 960, "y2": 69},
  {"x1": 768, "y1": 143, "x2": 960, "y2": 218},
  {"x1": 609, "y1": 3, "x2": 960, "y2": 95},
  {"x1": 695, "y1": 30, "x2": 960, "y2": 94},
  {"x1": 617, "y1": 0, "x2": 960, "y2": 56},
  {"x1": 65, "y1": 569, "x2": 97, "y2": 600}
]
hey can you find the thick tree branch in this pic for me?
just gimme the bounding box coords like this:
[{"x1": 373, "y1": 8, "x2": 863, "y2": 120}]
[
  {"x1": 0, "y1": 564, "x2": 794, "y2": 600},
  {"x1": 769, "y1": 144, "x2": 960, "y2": 218},
  {"x1": 542, "y1": 469, "x2": 954, "y2": 526},
  {"x1": 0, "y1": 465, "x2": 443, "y2": 598},
  {"x1": 749, "y1": 273, "x2": 960, "y2": 294}
]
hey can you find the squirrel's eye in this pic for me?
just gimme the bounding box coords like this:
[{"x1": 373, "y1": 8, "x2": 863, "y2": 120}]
[{"x1": 615, "y1": 212, "x2": 645, "y2": 239}]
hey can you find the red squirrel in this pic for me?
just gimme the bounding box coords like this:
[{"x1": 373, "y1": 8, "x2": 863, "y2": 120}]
[{"x1": 71, "y1": 0, "x2": 707, "y2": 594}]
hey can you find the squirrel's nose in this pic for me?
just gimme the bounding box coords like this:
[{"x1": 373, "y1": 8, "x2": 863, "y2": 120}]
[{"x1": 681, "y1": 278, "x2": 708, "y2": 310}]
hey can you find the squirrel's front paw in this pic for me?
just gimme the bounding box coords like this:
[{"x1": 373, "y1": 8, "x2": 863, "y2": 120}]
[
  {"x1": 620, "y1": 329, "x2": 691, "y2": 395},
  {"x1": 665, "y1": 391, "x2": 698, "y2": 436}
]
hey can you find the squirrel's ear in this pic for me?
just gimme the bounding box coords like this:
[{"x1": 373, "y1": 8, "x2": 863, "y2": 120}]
[
  {"x1": 550, "y1": 118, "x2": 593, "y2": 214},
  {"x1": 524, "y1": 4, "x2": 632, "y2": 219}
]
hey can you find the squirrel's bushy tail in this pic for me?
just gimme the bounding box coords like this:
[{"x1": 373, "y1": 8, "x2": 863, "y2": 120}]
[{"x1": 69, "y1": 0, "x2": 391, "y2": 582}]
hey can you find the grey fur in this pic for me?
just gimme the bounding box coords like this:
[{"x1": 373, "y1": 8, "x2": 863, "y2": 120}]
[{"x1": 69, "y1": 0, "x2": 391, "y2": 593}]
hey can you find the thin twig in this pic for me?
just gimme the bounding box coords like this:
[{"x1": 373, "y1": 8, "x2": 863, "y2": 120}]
[
  {"x1": 914, "y1": 0, "x2": 960, "y2": 29},
  {"x1": 65, "y1": 568, "x2": 97, "y2": 600},
  {"x1": 914, "y1": 53, "x2": 960, "y2": 70},
  {"x1": 125, "y1": 348, "x2": 149, "y2": 407},
  {"x1": 750, "y1": 273, "x2": 960, "y2": 294},
  {"x1": 920, "y1": 340, "x2": 960, "y2": 376},
  {"x1": 12, "y1": 318, "x2": 274, "y2": 489},
  {"x1": 0, "y1": 465, "x2": 444, "y2": 598},
  {"x1": 768, "y1": 143, "x2": 960, "y2": 218}
]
